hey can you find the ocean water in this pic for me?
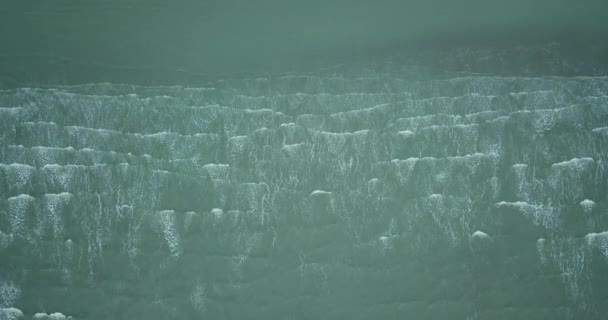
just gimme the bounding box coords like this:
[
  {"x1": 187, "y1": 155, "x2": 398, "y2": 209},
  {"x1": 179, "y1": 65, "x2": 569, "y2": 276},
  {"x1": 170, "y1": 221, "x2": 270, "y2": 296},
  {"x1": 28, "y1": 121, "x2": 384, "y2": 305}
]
[{"x1": 1, "y1": 1, "x2": 608, "y2": 319}]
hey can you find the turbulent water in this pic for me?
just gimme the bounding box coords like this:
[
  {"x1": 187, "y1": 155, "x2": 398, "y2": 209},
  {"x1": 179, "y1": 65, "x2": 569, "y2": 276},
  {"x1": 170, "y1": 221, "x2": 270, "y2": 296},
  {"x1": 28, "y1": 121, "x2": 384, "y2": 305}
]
[{"x1": 1, "y1": 45, "x2": 608, "y2": 319}]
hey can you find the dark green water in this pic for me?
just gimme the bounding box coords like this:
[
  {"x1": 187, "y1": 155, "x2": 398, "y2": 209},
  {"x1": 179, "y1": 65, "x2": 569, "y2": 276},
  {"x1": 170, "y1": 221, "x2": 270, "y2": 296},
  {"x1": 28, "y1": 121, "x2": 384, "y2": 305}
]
[
  {"x1": 1, "y1": 1, "x2": 608, "y2": 320},
  {"x1": 1, "y1": 0, "x2": 608, "y2": 85}
]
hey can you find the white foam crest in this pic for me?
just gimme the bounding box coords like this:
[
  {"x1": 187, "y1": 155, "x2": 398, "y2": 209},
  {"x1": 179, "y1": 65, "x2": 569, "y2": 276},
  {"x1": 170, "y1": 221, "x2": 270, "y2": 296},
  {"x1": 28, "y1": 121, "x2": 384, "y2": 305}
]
[
  {"x1": 0, "y1": 307, "x2": 23, "y2": 320},
  {"x1": 27, "y1": 121, "x2": 217, "y2": 146},
  {"x1": 391, "y1": 153, "x2": 490, "y2": 172},
  {"x1": 202, "y1": 163, "x2": 230, "y2": 179},
  {"x1": 536, "y1": 238, "x2": 548, "y2": 265},
  {"x1": 226, "y1": 136, "x2": 251, "y2": 162},
  {"x1": 20, "y1": 146, "x2": 78, "y2": 166},
  {"x1": 551, "y1": 157, "x2": 594, "y2": 168},
  {"x1": 367, "y1": 178, "x2": 382, "y2": 196},
  {"x1": 378, "y1": 236, "x2": 390, "y2": 245},
  {"x1": 281, "y1": 143, "x2": 308, "y2": 158},
  {"x1": 390, "y1": 158, "x2": 419, "y2": 183},
  {"x1": 487, "y1": 115, "x2": 509, "y2": 124},
  {"x1": 310, "y1": 190, "x2": 331, "y2": 196},
  {"x1": 21, "y1": 121, "x2": 56, "y2": 127},
  {"x1": 0, "y1": 106, "x2": 24, "y2": 114},
  {"x1": 330, "y1": 102, "x2": 393, "y2": 118},
  {"x1": 0, "y1": 281, "x2": 20, "y2": 308},
  {"x1": 41, "y1": 193, "x2": 73, "y2": 239},
  {"x1": 190, "y1": 282, "x2": 207, "y2": 313},
  {"x1": 35, "y1": 146, "x2": 75, "y2": 152},
  {"x1": 393, "y1": 114, "x2": 456, "y2": 131},
  {"x1": 397, "y1": 130, "x2": 414, "y2": 137},
  {"x1": 156, "y1": 210, "x2": 180, "y2": 257},
  {"x1": 464, "y1": 110, "x2": 503, "y2": 119},
  {"x1": 580, "y1": 199, "x2": 595, "y2": 213},
  {"x1": 183, "y1": 211, "x2": 197, "y2": 232},
  {"x1": 318, "y1": 132, "x2": 350, "y2": 155},
  {"x1": 7, "y1": 194, "x2": 35, "y2": 236},
  {"x1": 42, "y1": 164, "x2": 87, "y2": 191},
  {"x1": 548, "y1": 158, "x2": 594, "y2": 200},
  {"x1": 592, "y1": 127, "x2": 608, "y2": 134},
  {"x1": 511, "y1": 164, "x2": 529, "y2": 201},
  {"x1": 471, "y1": 230, "x2": 490, "y2": 240},
  {"x1": 0, "y1": 231, "x2": 10, "y2": 249},
  {"x1": 495, "y1": 201, "x2": 560, "y2": 230},
  {"x1": 512, "y1": 163, "x2": 528, "y2": 169},
  {"x1": 585, "y1": 231, "x2": 608, "y2": 257},
  {"x1": 136, "y1": 131, "x2": 217, "y2": 140},
  {"x1": 0, "y1": 164, "x2": 35, "y2": 191},
  {"x1": 244, "y1": 108, "x2": 274, "y2": 115},
  {"x1": 420, "y1": 123, "x2": 480, "y2": 133},
  {"x1": 211, "y1": 208, "x2": 224, "y2": 220},
  {"x1": 33, "y1": 312, "x2": 71, "y2": 319}
]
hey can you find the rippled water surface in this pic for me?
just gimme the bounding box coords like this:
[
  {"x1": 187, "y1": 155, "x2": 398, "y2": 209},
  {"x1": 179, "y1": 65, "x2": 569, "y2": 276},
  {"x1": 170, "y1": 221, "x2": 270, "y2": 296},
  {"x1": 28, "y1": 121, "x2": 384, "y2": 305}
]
[{"x1": 1, "y1": 1, "x2": 608, "y2": 319}]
